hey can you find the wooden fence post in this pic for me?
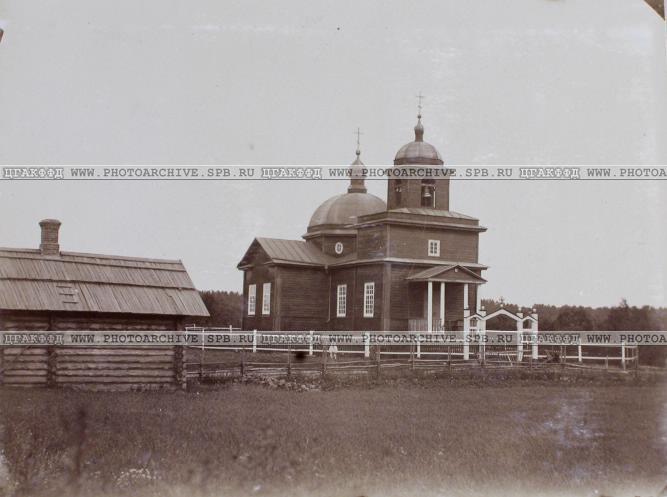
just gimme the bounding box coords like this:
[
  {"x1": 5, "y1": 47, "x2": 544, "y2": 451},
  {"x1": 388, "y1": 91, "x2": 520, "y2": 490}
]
[
  {"x1": 448, "y1": 345, "x2": 452, "y2": 374},
  {"x1": 240, "y1": 347, "x2": 245, "y2": 377},
  {"x1": 321, "y1": 345, "x2": 327, "y2": 376},
  {"x1": 200, "y1": 327, "x2": 205, "y2": 380},
  {"x1": 287, "y1": 342, "x2": 292, "y2": 377},
  {"x1": 578, "y1": 344, "x2": 583, "y2": 363},
  {"x1": 416, "y1": 335, "x2": 421, "y2": 359},
  {"x1": 376, "y1": 345, "x2": 381, "y2": 377},
  {"x1": 0, "y1": 348, "x2": 4, "y2": 386},
  {"x1": 252, "y1": 329, "x2": 257, "y2": 353},
  {"x1": 309, "y1": 330, "x2": 314, "y2": 356},
  {"x1": 516, "y1": 320, "x2": 523, "y2": 363},
  {"x1": 621, "y1": 341, "x2": 626, "y2": 371},
  {"x1": 561, "y1": 345, "x2": 566, "y2": 370},
  {"x1": 364, "y1": 333, "x2": 370, "y2": 358},
  {"x1": 463, "y1": 312, "x2": 470, "y2": 360},
  {"x1": 410, "y1": 341, "x2": 415, "y2": 371}
]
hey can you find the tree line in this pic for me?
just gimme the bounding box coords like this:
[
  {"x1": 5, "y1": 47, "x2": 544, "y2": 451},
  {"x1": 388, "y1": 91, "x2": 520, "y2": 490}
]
[{"x1": 193, "y1": 291, "x2": 667, "y2": 365}]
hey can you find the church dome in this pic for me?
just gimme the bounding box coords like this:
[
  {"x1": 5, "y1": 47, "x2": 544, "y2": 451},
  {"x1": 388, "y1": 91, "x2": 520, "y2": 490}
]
[
  {"x1": 308, "y1": 142, "x2": 386, "y2": 230},
  {"x1": 308, "y1": 192, "x2": 386, "y2": 229},
  {"x1": 394, "y1": 115, "x2": 443, "y2": 165}
]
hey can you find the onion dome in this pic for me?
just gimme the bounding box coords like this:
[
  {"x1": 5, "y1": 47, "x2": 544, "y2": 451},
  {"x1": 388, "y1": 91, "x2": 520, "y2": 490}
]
[
  {"x1": 393, "y1": 114, "x2": 443, "y2": 166},
  {"x1": 308, "y1": 144, "x2": 385, "y2": 230}
]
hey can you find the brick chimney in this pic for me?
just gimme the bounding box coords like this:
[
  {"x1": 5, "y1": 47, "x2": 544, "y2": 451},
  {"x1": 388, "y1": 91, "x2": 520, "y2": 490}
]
[{"x1": 39, "y1": 219, "x2": 61, "y2": 256}]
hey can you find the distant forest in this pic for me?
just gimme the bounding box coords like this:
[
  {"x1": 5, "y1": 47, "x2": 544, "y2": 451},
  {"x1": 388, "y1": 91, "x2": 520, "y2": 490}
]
[
  {"x1": 193, "y1": 291, "x2": 667, "y2": 365},
  {"x1": 190, "y1": 290, "x2": 244, "y2": 329},
  {"x1": 194, "y1": 291, "x2": 666, "y2": 333}
]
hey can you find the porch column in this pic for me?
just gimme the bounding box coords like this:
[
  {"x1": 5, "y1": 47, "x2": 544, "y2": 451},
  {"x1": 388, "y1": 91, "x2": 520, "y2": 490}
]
[
  {"x1": 463, "y1": 283, "x2": 469, "y2": 310},
  {"x1": 476, "y1": 284, "x2": 481, "y2": 314},
  {"x1": 427, "y1": 281, "x2": 433, "y2": 332},
  {"x1": 439, "y1": 282, "x2": 445, "y2": 331}
]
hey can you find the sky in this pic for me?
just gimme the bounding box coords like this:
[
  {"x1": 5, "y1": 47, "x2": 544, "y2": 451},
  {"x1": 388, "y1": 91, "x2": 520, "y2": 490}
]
[{"x1": 0, "y1": 0, "x2": 666, "y2": 308}]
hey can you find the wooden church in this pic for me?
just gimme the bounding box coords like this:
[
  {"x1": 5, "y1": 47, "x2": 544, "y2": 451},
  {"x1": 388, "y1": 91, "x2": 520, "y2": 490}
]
[{"x1": 238, "y1": 113, "x2": 487, "y2": 332}]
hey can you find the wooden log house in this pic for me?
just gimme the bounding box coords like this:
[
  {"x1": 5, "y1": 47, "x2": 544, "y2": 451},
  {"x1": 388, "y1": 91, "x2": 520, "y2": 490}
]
[
  {"x1": 0, "y1": 219, "x2": 209, "y2": 389},
  {"x1": 238, "y1": 114, "x2": 488, "y2": 332}
]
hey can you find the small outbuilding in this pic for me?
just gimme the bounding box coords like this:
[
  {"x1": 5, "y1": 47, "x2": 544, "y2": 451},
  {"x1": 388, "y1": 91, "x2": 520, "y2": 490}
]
[{"x1": 0, "y1": 219, "x2": 209, "y2": 389}]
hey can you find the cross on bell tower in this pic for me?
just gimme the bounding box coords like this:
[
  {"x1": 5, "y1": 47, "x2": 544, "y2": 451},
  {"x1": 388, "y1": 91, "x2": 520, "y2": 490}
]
[
  {"x1": 416, "y1": 92, "x2": 424, "y2": 115},
  {"x1": 387, "y1": 93, "x2": 449, "y2": 211},
  {"x1": 348, "y1": 127, "x2": 367, "y2": 194}
]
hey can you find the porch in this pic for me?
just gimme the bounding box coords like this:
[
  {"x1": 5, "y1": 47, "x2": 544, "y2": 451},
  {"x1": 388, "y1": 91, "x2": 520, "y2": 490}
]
[{"x1": 405, "y1": 265, "x2": 486, "y2": 332}]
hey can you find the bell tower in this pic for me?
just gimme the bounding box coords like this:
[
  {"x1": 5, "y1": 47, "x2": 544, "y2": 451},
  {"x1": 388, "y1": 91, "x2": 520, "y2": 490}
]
[{"x1": 387, "y1": 99, "x2": 450, "y2": 211}]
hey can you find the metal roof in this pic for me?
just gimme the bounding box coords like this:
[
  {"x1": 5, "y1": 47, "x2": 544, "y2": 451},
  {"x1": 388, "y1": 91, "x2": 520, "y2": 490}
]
[
  {"x1": 308, "y1": 192, "x2": 386, "y2": 228},
  {"x1": 253, "y1": 238, "x2": 336, "y2": 266},
  {"x1": 0, "y1": 248, "x2": 209, "y2": 316},
  {"x1": 387, "y1": 208, "x2": 477, "y2": 220},
  {"x1": 406, "y1": 265, "x2": 487, "y2": 283}
]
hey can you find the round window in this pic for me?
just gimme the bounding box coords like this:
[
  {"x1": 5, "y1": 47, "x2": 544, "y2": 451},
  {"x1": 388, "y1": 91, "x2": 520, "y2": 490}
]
[{"x1": 334, "y1": 242, "x2": 344, "y2": 255}]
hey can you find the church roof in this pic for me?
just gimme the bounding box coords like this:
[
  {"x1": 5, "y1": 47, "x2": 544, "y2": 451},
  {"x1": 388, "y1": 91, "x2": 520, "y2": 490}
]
[
  {"x1": 387, "y1": 208, "x2": 477, "y2": 220},
  {"x1": 394, "y1": 114, "x2": 444, "y2": 165},
  {"x1": 307, "y1": 144, "x2": 386, "y2": 231},
  {"x1": 243, "y1": 238, "x2": 336, "y2": 267},
  {"x1": 308, "y1": 192, "x2": 386, "y2": 229}
]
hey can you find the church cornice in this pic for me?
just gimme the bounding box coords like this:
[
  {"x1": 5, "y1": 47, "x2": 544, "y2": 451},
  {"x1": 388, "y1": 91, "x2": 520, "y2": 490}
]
[
  {"x1": 328, "y1": 257, "x2": 488, "y2": 270},
  {"x1": 352, "y1": 216, "x2": 487, "y2": 233}
]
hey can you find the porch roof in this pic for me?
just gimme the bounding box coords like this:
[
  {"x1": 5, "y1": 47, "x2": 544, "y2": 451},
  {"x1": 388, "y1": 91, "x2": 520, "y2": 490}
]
[{"x1": 406, "y1": 265, "x2": 487, "y2": 284}]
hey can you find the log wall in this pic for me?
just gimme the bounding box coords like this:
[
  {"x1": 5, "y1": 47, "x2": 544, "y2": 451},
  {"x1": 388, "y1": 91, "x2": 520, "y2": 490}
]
[{"x1": 0, "y1": 311, "x2": 187, "y2": 390}]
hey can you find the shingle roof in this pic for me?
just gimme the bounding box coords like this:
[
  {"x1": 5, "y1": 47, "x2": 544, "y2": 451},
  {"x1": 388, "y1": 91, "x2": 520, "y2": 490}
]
[{"x1": 0, "y1": 248, "x2": 209, "y2": 316}]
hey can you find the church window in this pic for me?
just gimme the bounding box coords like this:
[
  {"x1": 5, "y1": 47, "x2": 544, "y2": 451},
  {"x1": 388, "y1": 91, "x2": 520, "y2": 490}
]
[
  {"x1": 363, "y1": 282, "x2": 375, "y2": 318},
  {"x1": 262, "y1": 283, "x2": 271, "y2": 315},
  {"x1": 428, "y1": 240, "x2": 440, "y2": 257},
  {"x1": 337, "y1": 284, "x2": 347, "y2": 317},
  {"x1": 248, "y1": 284, "x2": 256, "y2": 316}
]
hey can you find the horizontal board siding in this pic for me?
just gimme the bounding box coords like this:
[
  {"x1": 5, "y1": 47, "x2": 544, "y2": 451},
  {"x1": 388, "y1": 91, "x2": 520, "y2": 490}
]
[
  {"x1": 356, "y1": 225, "x2": 387, "y2": 259},
  {"x1": 242, "y1": 264, "x2": 275, "y2": 331},
  {"x1": 277, "y1": 267, "x2": 328, "y2": 331},
  {"x1": 390, "y1": 265, "x2": 416, "y2": 330},
  {"x1": 328, "y1": 267, "x2": 357, "y2": 331},
  {"x1": 388, "y1": 226, "x2": 479, "y2": 262},
  {"x1": 353, "y1": 265, "x2": 383, "y2": 331}
]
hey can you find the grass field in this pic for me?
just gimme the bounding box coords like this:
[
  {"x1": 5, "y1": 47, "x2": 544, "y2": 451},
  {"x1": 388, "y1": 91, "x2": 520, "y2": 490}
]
[{"x1": 1, "y1": 375, "x2": 666, "y2": 497}]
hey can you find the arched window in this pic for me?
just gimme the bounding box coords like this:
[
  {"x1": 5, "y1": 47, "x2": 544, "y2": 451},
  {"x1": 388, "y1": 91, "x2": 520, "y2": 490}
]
[
  {"x1": 394, "y1": 179, "x2": 403, "y2": 205},
  {"x1": 421, "y1": 179, "x2": 436, "y2": 208}
]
